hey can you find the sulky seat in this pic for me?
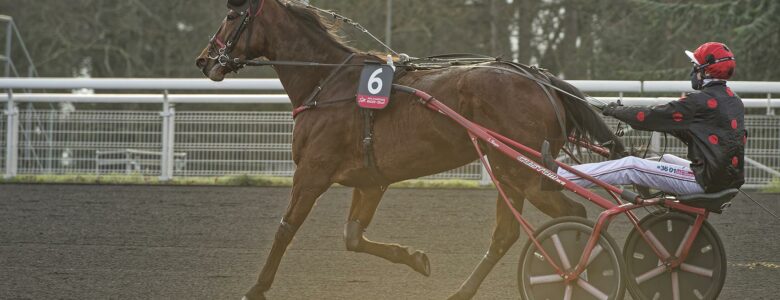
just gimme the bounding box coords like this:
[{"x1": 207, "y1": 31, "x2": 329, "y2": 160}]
[{"x1": 676, "y1": 188, "x2": 739, "y2": 213}]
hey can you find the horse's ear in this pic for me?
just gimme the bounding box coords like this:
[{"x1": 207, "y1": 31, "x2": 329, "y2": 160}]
[{"x1": 227, "y1": 0, "x2": 250, "y2": 11}]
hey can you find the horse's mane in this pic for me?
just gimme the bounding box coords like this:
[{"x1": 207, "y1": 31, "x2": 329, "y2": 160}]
[{"x1": 282, "y1": 1, "x2": 358, "y2": 53}]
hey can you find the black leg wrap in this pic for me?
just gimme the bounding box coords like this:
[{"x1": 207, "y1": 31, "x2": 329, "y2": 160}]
[{"x1": 344, "y1": 220, "x2": 365, "y2": 252}]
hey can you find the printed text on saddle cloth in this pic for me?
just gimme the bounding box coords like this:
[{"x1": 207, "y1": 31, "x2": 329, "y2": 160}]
[{"x1": 357, "y1": 62, "x2": 394, "y2": 109}]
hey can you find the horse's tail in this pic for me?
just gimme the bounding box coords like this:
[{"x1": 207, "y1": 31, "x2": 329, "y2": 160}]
[{"x1": 548, "y1": 76, "x2": 626, "y2": 157}]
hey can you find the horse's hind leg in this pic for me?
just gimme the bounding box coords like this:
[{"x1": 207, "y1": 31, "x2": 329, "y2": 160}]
[
  {"x1": 244, "y1": 167, "x2": 333, "y2": 300},
  {"x1": 344, "y1": 186, "x2": 431, "y2": 276},
  {"x1": 448, "y1": 185, "x2": 524, "y2": 300},
  {"x1": 524, "y1": 183, "x2": 587, "y2": 218}
]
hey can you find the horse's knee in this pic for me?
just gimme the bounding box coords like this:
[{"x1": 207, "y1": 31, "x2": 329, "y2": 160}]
[
  {"x1": 488, "y1": 223, "x2": 519, "y2": 257},
  {"x1": 344, "y1": 220, "x2": 365, "y2": 252}
]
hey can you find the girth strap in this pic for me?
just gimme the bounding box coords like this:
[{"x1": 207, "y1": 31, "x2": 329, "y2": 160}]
[{"x1": 361, "y1": 108, "x2": 389, "y2": 188}]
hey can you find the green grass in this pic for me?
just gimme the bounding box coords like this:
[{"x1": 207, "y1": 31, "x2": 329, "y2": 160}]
[
  {"x1": 762, "y1": 178, "x2": 780, "y2": 193},
  {"x1": 5, "y1": 174, "x2": 776, "y2": 192},
  {"x1": 0, "y1": 174, "x2": 490, "y2": 189},
  {"x1": 0, "y1": 174, "x2": 292, "y2": 187}
]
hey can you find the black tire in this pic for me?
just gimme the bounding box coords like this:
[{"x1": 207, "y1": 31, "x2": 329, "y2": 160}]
[
  {"x1": 623, "y1": 212, "x2": 727, "y2": 300},
  {"x1": 517, "y1": 217, "x2": 626, "y2": 300}
]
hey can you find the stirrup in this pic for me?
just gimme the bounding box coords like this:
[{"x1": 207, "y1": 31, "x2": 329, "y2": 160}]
[{"x1": 540, "y1": 140, "x2": 562, "y2": 191}]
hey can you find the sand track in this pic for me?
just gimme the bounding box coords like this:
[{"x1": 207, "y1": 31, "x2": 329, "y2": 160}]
[{"x1": 1, "y1": 185, "x2": 778, "y2": 299}]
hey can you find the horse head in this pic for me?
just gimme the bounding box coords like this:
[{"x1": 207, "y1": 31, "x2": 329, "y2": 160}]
[{"x1": 196, "y1": 0, "x2": 273, "y2": 81}]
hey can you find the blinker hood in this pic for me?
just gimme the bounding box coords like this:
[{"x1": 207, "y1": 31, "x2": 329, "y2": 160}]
[{"x1": 227, "y1": 0, "x2": 251, "y2": 12}]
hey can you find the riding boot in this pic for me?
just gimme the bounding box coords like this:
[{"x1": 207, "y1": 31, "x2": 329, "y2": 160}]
[{"x1": 540, "y1": 140, "x2": 563, "y2": 191}]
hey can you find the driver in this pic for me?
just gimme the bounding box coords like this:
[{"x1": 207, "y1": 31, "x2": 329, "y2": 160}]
[{"x1": 545, "y1": 42, "x2": 745, "y2": 195}]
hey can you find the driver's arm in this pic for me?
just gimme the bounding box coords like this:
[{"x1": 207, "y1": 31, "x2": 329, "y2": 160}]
[{"x1": 606, "y1": 96, "x2": 701, "y2": 133}]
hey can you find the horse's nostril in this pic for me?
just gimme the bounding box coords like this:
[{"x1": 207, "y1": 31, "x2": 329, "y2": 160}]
[{"x1": 196, "y1": 58, "x2": 207, "y2": 68}]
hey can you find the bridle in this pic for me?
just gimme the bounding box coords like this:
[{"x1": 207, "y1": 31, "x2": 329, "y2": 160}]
[{"x1": 208, "y1": 0, "x2": 266, "y2": 68}]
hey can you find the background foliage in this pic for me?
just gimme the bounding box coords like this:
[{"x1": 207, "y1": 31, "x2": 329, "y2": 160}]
[{"x1": 1, "y1": 0, "x2": 778, "y2": 80}]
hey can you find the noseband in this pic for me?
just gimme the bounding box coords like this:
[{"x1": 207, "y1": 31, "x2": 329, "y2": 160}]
[{"x1": 209, "y1": 0, "x2": 266, "y2": 68}]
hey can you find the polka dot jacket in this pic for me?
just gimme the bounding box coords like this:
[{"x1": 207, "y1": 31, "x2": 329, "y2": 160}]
[{"x1": 609, "y1": 81, "x2": 745, "y2": 193}]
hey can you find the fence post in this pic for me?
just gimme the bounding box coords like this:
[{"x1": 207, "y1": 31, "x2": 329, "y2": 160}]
[
  {"x1": 4, "y1": 20, "x2": 12, "y2": 78},
  {"x1": 4, "y1": 90, "x2": 17, "y2": 178},
  {"x1": 768, "y1": 93, "x2": 775, "y2": 116},
  {"x1": 167, "y1": 106, "x2": 176, "y2": 178},
  {"x1": 159, "y1": 90, "x2": 175, "y2": 181}
]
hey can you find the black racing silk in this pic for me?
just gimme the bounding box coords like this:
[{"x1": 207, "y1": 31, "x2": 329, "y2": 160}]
[{"x1": 610, "y1": 82, "x2": 745, "y2": 193}]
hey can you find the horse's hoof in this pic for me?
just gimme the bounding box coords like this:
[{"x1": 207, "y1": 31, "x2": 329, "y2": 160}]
[
  {"x1": 447, "y1": 290, "x2": 475, "y2": 300},
  {"x1": 243, "y1": 284, "x2": 267, "y2": 300},
  {"x1": 411, "y1": 251, "x2": 431, "y2": 277},
  {"x1": 242, "y1": 295, "x2": 266, "y2": 300}
]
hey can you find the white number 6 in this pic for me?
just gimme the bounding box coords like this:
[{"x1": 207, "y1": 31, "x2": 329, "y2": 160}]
[{"x1": 368, "y1": 68, "x2": 383, "y2": 94}]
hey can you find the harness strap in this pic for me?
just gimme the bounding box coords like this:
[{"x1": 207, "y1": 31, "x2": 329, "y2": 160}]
[
  {"x1": 301, "y1": 53, "x2": 358, "y2": 107},
  {"x1": 466, "y1": 63, "x2": 569, "y2": 144},
  {"x1": 361, "y1": 108, "x2": 389, "y2": 188}
]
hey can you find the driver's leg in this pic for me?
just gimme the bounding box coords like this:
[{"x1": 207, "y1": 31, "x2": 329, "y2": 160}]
[
  {"x1": 558, "y1": 156, "x2": 704, "y2": 195},
  {"x1": 658, "y1": 154, "x2": 691, "y2": 167}
]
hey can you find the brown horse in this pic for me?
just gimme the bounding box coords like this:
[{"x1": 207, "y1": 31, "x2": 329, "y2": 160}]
[{"x1": 196, "y1": 1, "x2": 623, "y2": 299}]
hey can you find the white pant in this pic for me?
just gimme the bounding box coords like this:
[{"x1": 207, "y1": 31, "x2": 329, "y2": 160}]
[{"x1": 558, "y1": 154, "x2": 705, "y2": 195}]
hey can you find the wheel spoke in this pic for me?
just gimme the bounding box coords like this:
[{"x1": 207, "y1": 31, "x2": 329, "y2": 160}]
[
  {"x1": 693, "y1": 288, "x2": 706, "y2": 299},
  {"x1": 551, "y1": 234, "x2": 572, "y2": 269},
  {"x1": 635, "y1": 265, "x2": 666, "y2": 284},
  {"x1": 680, "y1": 263, "x2": 714, "y2": 278},
  {"x1": 644, "y1": 230, "x2": 671, "y2": 259},
  {"x1": 564, "y1": 284, "x2": 573, "y2": 300},
  {"x1": 625, "y1": 213, "x2": 726, "y2": 300},
  {"x1": 671, "y1": 271, "x2": 680, "y2": 300},
  {"x1": 585, "y1": 244, "x2": 603, "y2": 267},
  {"x1": 528, "y1": 274, "x2": 564, "y2": 285},
  {"x1": 576, "y1": 278, "x2": 609, "y2": 300},
  {"x1": 674, "y1": 225, "x2": 693, "y2": 257}
]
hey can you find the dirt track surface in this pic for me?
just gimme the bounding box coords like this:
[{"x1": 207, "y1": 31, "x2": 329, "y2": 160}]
[{"x1": 0, "y1": 184, "x2": 778, "y2": 299}]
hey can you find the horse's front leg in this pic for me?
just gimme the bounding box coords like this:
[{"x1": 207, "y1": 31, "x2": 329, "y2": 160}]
[
  {"x1": 448, "y1": 189, "x2": 523, "y2": 300},
  {"x1": 344, "y1": 186, "x2": 431, "y2": 276},
  {"x1": 243, "y1": 165, "x2": 334, "y2": 300}
]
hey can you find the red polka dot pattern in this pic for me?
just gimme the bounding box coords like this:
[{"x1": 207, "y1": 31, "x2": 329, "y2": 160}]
[
  {"x1": 707, "y1": 98, "x2": 718, "y2": 109},
  {"x1": 731, "y1": 119, "x2": 738, "y2": 129},
  {"x1": 673, "y1": 112, "x2": 684, "y2": 122},
  {"x1": 726, "y1": 87, "x2": 735, "y2": 97},
  {"x1": 636, "y1": 111, "x2": 645, "y2": 122},
  {"x1": 708, "y1": 135, "x2": 719, "y2": 144},
  {"x1": 732, "y1": 156, "x2": 739, "y2": 167}
]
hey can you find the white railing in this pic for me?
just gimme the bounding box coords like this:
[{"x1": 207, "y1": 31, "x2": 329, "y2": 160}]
[{"x1": 2, "y1": 78, "x2": 779, "y2": 188}]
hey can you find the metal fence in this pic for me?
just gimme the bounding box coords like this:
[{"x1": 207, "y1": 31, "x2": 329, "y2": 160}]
[
  {"x1": 2, "y1": 78, "x2": 779, "y2": 188},
  {"x1": 9, "y1": 109, "x2": 484, "y2": 180},
  {"x1": 17, "y1": 110, "x2": 162, "y2": 175},
  {"x1": 4, "y1": 108, "x2": 778, "y2": 187}
]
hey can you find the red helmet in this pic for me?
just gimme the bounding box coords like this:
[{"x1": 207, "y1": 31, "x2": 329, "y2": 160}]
[{"x1": 685, "y1": 42, "x2": 736, "y2": 79}]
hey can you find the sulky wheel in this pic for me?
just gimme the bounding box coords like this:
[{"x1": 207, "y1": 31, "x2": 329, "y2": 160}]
[
  {"x1": 623, "y1": 212, "x2": 726, "y2": 300},
  {"x1": 518, "y1": 217, "x2": 625, "y2": 300}
]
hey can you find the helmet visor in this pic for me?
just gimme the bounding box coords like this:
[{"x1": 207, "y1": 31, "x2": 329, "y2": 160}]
[{"x1": 684, "y1": 50, "x2": 700, "y2": 65}]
